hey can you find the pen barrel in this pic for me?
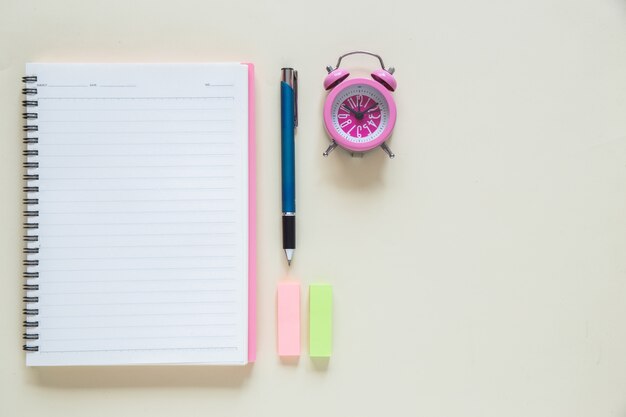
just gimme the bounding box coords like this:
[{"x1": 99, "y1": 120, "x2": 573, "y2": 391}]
[{"x1": 281, "y1": 81, "x2": 296, "y2": 213}]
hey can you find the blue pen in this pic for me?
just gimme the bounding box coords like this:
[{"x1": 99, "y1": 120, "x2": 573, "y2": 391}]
[{"x1": 281, "y1": 68, "x2": 297, "y2": 265}]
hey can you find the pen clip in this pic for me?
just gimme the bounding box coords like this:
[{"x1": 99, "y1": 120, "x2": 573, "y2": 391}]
[{"x1": 293, "y1": 70, "x2": 298, "y2": 128}]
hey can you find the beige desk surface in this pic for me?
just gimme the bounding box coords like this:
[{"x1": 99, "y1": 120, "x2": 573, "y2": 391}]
[{"x1": 2, "y1": 1, "x2": 626, "y2": 416}]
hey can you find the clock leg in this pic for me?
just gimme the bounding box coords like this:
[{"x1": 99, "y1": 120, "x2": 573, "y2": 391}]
[
  {"x1": 323, "y1": 141, "x2": 338, "y2": 157},
  {"x1": 381, "y1": 142, "x2": 395, "y2": 159}
]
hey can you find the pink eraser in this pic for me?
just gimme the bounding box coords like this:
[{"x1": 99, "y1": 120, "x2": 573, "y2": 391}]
[{"x1": 277, "y1": 281, "x2": 300, "y2": 356}]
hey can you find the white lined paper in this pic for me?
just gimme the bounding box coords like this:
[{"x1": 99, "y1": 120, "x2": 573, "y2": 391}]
[{"x1": 25, "y1": 63, "x2": 249, "y2": 366}]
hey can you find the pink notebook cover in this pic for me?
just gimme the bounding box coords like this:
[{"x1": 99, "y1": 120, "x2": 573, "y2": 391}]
[{"x1": 245, "y1": 63, "x2": 256, "y2": 363}]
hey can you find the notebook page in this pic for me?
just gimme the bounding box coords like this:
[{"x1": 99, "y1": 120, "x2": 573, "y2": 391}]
[{"x1": 24, "y1": 63, "x2": 249, "y2": 366}]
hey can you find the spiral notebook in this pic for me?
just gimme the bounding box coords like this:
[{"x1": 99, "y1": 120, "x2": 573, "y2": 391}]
[{"x1": 22, "y1": 63, "x2": 256, "y2": 366}]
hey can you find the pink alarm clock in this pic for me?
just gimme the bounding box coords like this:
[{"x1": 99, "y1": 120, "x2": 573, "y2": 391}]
[{"x1": 322, "y1": 51, "x2": 397, "y2": 158}]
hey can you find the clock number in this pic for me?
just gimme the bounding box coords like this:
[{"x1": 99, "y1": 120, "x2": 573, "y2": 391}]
[
  {"x1": 368, "y1": 112, "x2": 381, "y2": 120},
  {"x1": 338, "y1": 113, "x2": 348, "y2": 119},
  {"x1": 347, "y1": 97, "x2": 358, "y2": 109},
  {"x1": 364, "y1": 123, "x2": 372, "y2": 134},
  {"x1": 340, "y1": 119, "x2": 352, "y2": 128},
  {"x1": 367, "y1": 120, "x2": 377, "y2": 127},
  {"x1": 356, "y1": 95, "x2": 365, "y2": 110},
  {"x1": 356, "y1": 125, "x2": 362, "y2": 138}
]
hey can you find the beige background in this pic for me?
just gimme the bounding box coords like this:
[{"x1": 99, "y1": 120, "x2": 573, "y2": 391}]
[{"x1": 2, "y1": 0, "x2": 626, "y2": 416}]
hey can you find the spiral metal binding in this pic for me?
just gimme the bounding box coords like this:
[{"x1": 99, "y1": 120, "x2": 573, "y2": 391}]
[{"x1": 22, "y1": 75, "x2": 39, "y2": 352}]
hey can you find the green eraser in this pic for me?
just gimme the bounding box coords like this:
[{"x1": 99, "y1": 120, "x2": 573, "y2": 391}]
[{"x1": 309, "y1": 284, "x2": 332, "y2": 357}]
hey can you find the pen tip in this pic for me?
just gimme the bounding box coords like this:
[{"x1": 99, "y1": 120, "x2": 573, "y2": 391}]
[{"x1": 285, "y1": 249, "x2": 294, "y2": 266}]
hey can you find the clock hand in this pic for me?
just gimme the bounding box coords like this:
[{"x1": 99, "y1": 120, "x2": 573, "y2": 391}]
[
  {"x1": 363, "y1": 103, "x2": 379, "y2": 113},
  {"x1": 341, "y1": 104, "x2": 359, "y2": 116},
  {"x1": 343, "y1": 102, "x2": 376, "y2": 120}
]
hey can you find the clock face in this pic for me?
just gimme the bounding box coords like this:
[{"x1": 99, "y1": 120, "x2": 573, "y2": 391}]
[{"x1": 330, "y1": 83, "x2": 389, "y2": 144}]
